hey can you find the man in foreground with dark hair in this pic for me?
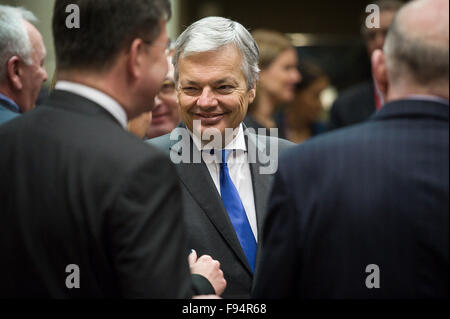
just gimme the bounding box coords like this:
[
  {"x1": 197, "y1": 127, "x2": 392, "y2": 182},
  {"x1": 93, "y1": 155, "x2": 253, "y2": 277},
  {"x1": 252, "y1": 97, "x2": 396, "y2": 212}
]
[
  {"x1": 0, "y1": 0, "x2": 225, "y2": 298},
  {"x1": 254, "y1": 0, "x2": 448, "y2": 298}
]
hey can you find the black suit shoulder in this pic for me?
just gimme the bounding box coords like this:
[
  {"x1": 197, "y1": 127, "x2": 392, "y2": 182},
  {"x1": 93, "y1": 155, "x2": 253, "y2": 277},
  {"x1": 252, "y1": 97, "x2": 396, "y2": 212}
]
[
  {"x1": 328, "y1": 81, "x2": 376, "y2": 130},
  {"x1": 256, "y1": 100, "x2": 449, "y2": 298},
  {"x1": 0, "y1": 100, "x2": 192, "y2": 298}
]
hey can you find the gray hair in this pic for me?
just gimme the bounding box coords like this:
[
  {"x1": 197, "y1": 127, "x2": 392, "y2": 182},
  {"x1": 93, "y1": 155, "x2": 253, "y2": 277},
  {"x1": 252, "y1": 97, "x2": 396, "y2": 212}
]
[
  {"x1": 173, "y1": 16, "x2": 260, "y2": 90},
  {"x1": 0, "y1": 5, "x2": 37, "y2": 81},
  {"x1": 384, "y1": 5, "x2": 449, "y2": 85}
]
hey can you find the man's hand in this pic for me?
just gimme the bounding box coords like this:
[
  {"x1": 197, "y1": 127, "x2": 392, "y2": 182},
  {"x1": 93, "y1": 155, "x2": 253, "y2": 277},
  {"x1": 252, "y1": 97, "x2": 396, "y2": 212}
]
[{"x1": 188, "y1": 249, "x2": 227, "y2": 296}]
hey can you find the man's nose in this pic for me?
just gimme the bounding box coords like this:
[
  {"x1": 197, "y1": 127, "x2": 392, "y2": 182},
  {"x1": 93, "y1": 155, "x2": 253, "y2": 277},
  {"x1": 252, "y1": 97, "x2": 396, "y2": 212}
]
[
  {"x1": 197, "y1": 87, "x2": 218, "y2": 108},
  {"x1": 154, "y1": 96, "x2": 163, "y2": 108}
]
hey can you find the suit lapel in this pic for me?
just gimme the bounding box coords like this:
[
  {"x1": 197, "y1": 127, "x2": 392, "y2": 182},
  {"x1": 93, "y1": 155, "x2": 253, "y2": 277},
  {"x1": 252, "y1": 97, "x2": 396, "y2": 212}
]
[{"x1": 170, "y1": 131, "x2": 253, "y2": 274}]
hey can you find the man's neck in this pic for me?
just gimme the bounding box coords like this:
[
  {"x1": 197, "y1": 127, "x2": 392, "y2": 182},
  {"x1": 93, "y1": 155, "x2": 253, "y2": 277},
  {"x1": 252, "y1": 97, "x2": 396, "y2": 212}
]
[
  {"x1": 58, "y1": 69, "x2": 132, "y2": 117},
  {"x1": 191, "y1": 125, "x2": 244, "y2": 150},
  {"x1": 386, "y1": 82, "x2": 449, "y2": 103}
]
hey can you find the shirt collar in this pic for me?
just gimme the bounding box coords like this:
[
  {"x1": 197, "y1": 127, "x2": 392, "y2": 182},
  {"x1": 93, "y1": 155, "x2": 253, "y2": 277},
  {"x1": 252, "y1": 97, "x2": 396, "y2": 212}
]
[
  {"x1": 55, "y1": 81, "x2": 128, "y2": 129},
  {"x1": 0, "y1": 93, "x2": 20, "y2": 113},
  {"x1": 190, "y1": 123, "x2": 247, "y2": 152},
  {"x1": 403, "y1": 94, "x2": 449, "y2": 106}
]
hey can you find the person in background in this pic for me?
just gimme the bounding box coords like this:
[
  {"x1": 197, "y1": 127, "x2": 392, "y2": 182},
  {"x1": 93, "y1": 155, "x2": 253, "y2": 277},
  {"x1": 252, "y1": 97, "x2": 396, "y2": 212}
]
[
  {"x1": 328, "y1": 0, "x2": 403, "y2": 130},
  {"x1": 244, "y1": 29, "x2": 301, "y2": 131},
  {"x1": 146, "y1": 43, "x2": 180, "y2": 139},
  {"x1": 129, "y1": 110, "x2": 153, "y2": 139},
  {"x1": 0, "y1": 5, "x2": 47, "y2": 126},
  {"x1": 0, "y1": 0, "x2": 225, "y2": 298},
  {"x1": 276, "y1": 60, "x2": 329, "y2": 144},
  {"x1": 254, "y1": 0, "x2": 448, "y2": 298}
]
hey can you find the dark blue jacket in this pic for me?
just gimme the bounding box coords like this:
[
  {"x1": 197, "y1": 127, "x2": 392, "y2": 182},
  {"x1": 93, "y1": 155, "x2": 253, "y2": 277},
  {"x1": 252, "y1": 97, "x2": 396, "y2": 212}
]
[{"x1": 254, "y1": 99, "x2": 449, "y2": 298}]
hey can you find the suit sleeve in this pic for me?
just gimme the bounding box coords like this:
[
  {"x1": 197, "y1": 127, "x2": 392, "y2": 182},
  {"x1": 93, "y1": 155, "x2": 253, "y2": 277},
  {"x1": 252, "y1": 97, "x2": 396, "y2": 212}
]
[
  {"x1": 106, "y1": 153, "x2": 192, "y2": 298},
  {"x1": 253, "y1": 167, "x2": 301, "y2": 298},
  {"x1": 191, "y1": 274, "x2": 215, "y2": 295}
]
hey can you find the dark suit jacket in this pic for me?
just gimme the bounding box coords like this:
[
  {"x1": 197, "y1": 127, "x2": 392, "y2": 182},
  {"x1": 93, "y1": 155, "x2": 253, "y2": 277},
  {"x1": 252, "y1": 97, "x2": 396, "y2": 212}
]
[
  {"x1": 253, "y1": 99, "x2": 449, "y2": 298},
  {"x1": 148, "y1": 125, "x2": 294, "y2": 298},
  {"x1": 328, "y1": 81, "x2": 376, "y2": 130},
  {"x1": 0, "y1": 90, "x2": 193, "y2": 298},
  {"x1": 0, "y1": 98, "x2": 20, "y2": 126}
]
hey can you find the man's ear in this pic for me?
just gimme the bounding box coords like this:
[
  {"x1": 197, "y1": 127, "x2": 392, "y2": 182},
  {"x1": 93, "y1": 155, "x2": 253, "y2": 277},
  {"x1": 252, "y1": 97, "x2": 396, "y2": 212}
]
[
  {"x1": 127, "y1": 38, "x2": 146, "y2": 80},
  {"x1": 7, "y1": 56, "x2": 24, "y2": 90},
  {"x1": 371, "y1": 49, "x2": 389, "y2": 98},
  {"x1": 248, "y1": 84, "x2": 256, "y2": 104}
]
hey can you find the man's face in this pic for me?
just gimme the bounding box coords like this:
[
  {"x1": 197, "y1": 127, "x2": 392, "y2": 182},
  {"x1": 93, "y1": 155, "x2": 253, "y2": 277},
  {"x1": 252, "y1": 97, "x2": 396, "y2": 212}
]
[
  {"x1": 365, "y1": 10, "x2": 397, "y2": 56},
  {"x1": 20, "y1": 21, "x2": 47, "y2": 112},
  {"x1": 135, "y1": 20, "x2": 169, "y2": 117},
  {"x1": 147, "y1": 55, "x2": 180, "y2": 138},
  {"x1": 177, "y1": 45, "x2": 255, "y2": 143}
]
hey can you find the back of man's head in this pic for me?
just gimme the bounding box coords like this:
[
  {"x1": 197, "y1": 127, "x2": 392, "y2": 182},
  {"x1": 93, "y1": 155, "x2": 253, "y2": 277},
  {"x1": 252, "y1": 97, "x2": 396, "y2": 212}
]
[
  {"x1": 384, "y1": 0, "x2": 449, "y2": 94},
  {"x1": 0, "y1": 5, "x2": 37, "y2": 84},
  {"x1": 53, "y1": 0, "x2": 171, "y2": 73}
]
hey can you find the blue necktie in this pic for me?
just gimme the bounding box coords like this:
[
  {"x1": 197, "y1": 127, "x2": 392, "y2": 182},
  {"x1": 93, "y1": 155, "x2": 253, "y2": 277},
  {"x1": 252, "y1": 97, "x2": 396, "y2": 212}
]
[{"x1": 219, "y1": 149, "x2": 257, "y2": 273}]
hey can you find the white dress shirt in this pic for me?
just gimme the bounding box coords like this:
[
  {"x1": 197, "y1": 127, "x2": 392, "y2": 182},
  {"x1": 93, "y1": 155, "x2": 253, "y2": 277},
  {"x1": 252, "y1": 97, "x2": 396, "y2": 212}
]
[
  {"x1": 191, "y1": 124, "x2": 258, "y2": 240},
  {"x1": 55, "y1": 81, "x2": 128, "y2": 129}
]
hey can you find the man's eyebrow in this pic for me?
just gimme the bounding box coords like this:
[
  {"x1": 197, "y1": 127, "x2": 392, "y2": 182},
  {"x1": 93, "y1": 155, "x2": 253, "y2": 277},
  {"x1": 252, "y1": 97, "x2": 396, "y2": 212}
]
[
  {"x1": 180, "y1": 78, "x2": 239, "y2": 86},
  {"x1": 180, "y1": 80, "x2": 200, "y2": 86},
  {"x1": 213, "y1": 78, "x2": 238, "y2": 86}
]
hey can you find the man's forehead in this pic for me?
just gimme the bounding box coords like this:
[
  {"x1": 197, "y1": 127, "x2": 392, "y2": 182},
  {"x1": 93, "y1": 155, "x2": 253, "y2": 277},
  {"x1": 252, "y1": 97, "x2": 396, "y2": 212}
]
[
  {"x1": 178, "y1": 59, "x2": 244, "y2": 84},
  {"x1": 181, "y1": 44, "x2": 241, "y2": 64}
]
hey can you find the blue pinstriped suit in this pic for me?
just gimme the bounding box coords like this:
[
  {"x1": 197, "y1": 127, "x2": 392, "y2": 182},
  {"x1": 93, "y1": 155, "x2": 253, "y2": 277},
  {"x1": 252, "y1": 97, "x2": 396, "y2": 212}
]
[{"x1": 254, "y1": 98, "x2": 449, "y2": 298}]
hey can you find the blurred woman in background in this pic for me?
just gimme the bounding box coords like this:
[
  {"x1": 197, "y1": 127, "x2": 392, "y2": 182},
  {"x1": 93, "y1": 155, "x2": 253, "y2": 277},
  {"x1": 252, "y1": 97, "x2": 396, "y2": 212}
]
[
  {"x1": 244, "y1": 29, "x2": 301, "y2": 131},
  {"x1": 276, "y1": 60, "x2": 329, "y2": 144}
]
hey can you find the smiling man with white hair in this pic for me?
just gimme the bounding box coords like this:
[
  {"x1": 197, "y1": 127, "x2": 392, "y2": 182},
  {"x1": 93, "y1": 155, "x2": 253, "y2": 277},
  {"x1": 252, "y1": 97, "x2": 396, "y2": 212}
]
[
  {"x1": 0, "y1": 5, "x2": 47, "y2": 126},
  {"x1": 149, "y1": 16, "x2": 293, "y2": 298}
]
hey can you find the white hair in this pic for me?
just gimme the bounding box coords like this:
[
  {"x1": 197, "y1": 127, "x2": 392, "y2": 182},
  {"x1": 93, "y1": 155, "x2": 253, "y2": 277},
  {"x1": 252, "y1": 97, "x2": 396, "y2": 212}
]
[
  {"x1": 0, "y1": 5, "x2": 38, "y2": 82},
  {"x1": 173, "y1": 16, "x2": 260, "y2": 90}
]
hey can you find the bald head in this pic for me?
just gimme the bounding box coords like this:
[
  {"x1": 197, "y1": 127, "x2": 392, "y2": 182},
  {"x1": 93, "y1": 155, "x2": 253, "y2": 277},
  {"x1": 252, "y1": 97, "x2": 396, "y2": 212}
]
[
  {"x1": 396, "y1": 0, "x2": 448, "y2": 46},
  {"x1": 381, "y1": 0, "x2": 449, "y2": 99}
]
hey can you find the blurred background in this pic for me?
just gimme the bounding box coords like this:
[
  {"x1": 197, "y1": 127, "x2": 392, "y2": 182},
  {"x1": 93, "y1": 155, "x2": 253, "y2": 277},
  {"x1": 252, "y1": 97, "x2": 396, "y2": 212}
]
[
  {"x1": 1, "y1": 0, "x2": 408, "y2": 89},
  {"x1": 1, "y1": 0, "x2": 409, "y2": 138}
]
